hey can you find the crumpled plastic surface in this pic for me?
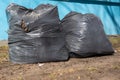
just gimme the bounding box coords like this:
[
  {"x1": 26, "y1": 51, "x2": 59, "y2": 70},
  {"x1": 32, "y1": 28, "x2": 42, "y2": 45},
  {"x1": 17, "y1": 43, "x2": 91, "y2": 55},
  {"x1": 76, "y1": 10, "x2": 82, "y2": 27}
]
[
  {"x1": 61, "y1": 12, "x2": 114, "y2": 57},
  {"x1": 6, "y1": 3, "x2": 69, "y2": 63}
]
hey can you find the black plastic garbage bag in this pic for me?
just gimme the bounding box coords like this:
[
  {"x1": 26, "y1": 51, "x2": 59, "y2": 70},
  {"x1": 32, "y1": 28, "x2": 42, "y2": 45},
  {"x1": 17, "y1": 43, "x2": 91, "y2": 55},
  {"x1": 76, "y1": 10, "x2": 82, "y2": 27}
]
[
  {"x1": 6, "y1": 3, "x2": 68, "y2": 64},
  {"x1": 61, "y1": 12, "x2": 114, "y2": 57}
]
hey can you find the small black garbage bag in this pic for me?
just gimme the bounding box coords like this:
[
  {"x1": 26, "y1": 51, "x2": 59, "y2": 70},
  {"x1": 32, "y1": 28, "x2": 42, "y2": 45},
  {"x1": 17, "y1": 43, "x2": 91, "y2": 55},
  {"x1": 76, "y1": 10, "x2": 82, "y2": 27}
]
[
  {"x1": 61, "y1": 12, "x2": 114, "y2": 57},
  {"x1": 6, "y1": 3, "x2": 68, "y2": 64}
]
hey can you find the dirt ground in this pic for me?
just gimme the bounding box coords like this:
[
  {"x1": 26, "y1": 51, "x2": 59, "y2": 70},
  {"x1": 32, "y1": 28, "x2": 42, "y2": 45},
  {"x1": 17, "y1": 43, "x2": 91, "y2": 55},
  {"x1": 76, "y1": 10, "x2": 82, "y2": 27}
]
[{"x1": 0, "y1": 36, "x2": 120, "y2": 80}]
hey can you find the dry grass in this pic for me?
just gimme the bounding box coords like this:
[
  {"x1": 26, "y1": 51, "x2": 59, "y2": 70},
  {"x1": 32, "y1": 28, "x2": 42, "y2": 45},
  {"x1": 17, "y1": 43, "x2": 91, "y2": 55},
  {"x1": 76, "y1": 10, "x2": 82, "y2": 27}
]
[
  {"x1": 0, "y1": 46, "x2": 8, "y2": 63},
  {"x1": 108, "y1": 35, "x2": 120, "y2": 48},
  {"x1": 0, "y1": 36, "x2": 120, "y2": 64}
]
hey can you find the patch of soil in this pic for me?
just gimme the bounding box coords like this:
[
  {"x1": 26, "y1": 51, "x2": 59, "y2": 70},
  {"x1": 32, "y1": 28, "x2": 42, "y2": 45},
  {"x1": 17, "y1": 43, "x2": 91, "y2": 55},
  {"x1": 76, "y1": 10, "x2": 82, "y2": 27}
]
[{"x1": 0, "y1": 53, "x2": 120, "y2": 80}]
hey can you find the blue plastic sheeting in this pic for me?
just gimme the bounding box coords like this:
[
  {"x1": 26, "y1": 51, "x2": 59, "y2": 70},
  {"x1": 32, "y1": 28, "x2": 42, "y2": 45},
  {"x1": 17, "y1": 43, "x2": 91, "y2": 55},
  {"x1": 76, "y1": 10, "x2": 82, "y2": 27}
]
[
  {"x1": 91, "y1": 0, "x2": 120, "y2": 2},
  {"x1": 0, "y1": 0, "x2": 120, "y2": 40},
  {"x1": 53, "y1": 0, "x2": 120, "y2": 6}
]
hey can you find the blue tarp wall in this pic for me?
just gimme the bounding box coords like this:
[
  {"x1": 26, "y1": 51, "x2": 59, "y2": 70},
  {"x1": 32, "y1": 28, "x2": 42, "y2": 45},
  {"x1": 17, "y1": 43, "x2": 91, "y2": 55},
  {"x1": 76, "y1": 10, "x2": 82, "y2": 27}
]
[{"x1": 0, "y1": 0, "x2": 120, "y2": 40}]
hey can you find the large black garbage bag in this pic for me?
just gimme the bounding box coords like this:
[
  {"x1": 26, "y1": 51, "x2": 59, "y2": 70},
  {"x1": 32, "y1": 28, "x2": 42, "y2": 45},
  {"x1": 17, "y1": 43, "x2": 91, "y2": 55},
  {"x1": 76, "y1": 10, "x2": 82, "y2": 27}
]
[
  {"x1": 61, "y1": 12, "x2": 114, "y2": 57},
  {"x1": 6, "y1": 3, "x2": 68, "y2": 64}
]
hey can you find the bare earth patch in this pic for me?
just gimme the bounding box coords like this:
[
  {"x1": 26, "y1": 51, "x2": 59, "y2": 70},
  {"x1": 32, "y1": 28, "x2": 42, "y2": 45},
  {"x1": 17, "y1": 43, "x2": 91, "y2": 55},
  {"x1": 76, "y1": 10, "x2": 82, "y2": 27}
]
[{"x1": 0, "y1": 36, "x2": 120, "y2": 80}]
